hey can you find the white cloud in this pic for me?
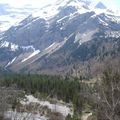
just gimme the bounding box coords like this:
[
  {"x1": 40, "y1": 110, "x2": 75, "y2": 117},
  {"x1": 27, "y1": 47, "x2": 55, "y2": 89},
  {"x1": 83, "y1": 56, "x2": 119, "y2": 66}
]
[
  {"x1": 0, "y1": 0, "x2": 56, "y2": 8},
  {"x1": 0, "y1": 0, "x2": 119, "y2": 9}
]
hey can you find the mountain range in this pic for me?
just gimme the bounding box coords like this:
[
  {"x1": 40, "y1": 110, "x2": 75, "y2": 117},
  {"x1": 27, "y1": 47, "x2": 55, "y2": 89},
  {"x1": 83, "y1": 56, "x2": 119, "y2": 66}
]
[{"x1": 0, "y1": 0, "x2": 120, "y2": 75}]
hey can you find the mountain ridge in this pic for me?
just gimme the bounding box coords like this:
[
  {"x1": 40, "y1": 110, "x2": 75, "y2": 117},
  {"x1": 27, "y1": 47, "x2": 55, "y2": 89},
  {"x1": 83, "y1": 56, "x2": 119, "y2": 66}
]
[{"x1": 0, "y1": 0, "x2": 120, "y2": 75}]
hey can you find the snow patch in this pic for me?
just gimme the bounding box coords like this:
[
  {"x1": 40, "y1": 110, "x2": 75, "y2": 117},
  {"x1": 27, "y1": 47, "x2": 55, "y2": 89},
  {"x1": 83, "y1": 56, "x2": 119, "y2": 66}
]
[
  {"x1": 5, "y1": 111, "x2": 48, "y2": 120},
  {"x1": 21, "y1": 50, "x2": 40, "y2": 62},
  {"x1": 45, "y1": 43, "x2": 56, "y2": 51},
  {"x1": 0, "y1": 41, "x2": 18, "y2": 51},
  {"x1": 5, "y1": 57, "x2": 17, "y2": 68},
  {"x1": 98, "y1": 17, "x2": 108, "y2": 26},
  {"x1": 21, "y1": 95, "x2": 73, "y2": 117},
  {"x1": 22, "y1": 45, "x2": 36, "y2": 51},
  {"x1": 32, "y1": 6, "x2": 59, "y2": 20}
]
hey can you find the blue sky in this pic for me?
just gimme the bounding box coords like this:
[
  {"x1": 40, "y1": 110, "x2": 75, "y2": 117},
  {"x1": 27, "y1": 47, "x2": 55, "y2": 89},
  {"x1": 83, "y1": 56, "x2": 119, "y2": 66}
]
[
  {"x1": 96, "y1": 0, "x2": 120, "y2": 8},
  {"x1": 0, "y1": 0, "x2": 119, "y2": 9},
  {"x1": 114, "y1": 0, "x2": 120, "y2": 7}
]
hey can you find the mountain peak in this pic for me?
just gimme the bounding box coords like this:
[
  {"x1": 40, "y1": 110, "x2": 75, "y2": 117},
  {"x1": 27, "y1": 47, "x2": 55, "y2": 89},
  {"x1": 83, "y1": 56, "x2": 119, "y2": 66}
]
[
  {"x1": 95, "y1": 1, "x2": 107, "y2": 9},
  {"x1": 54, "y1": 0, "x2": 91, "y2": 7}
]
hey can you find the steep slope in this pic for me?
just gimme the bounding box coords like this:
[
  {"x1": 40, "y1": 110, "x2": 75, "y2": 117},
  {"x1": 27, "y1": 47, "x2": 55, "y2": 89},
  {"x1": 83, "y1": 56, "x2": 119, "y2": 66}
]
[
  {"x1": 0, "y1": 0, "x2": 120, "y2": 74},
  {"x1": 2, "y1": 0, "x2": 91, "y2": 49}
]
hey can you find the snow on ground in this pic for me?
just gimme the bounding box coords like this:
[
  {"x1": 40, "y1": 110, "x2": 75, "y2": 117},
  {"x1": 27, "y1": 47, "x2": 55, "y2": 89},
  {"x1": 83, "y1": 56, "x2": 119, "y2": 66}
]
[
  {"x1": 0, "y1": 14, "x2": 27, "y2": 32},
  {"x1": 0, "y1": 41, "x2": 18, "y2": 51},
  {"x1": 21, "y1": 95, "x2": 73, "y2": 117},
  {"x1": 45, "y1": 43, "x2": 56, "y2": 50},
  {"x1": 21, "y1": 50, "x2": 40, "y2": 62},
  {"x1": 44, "y1": 34, "x2": 74, "y2": 55},
  {"x1": 32, "y1": 5, "x2": 59, "y2": 20},
  {"x1": 81, "y1": 113, "x2": 92, "y2": 120},
  {"x1": 22, "y1": 45, "x2": 36, "y2": 51},
  {"x1": 31, "y1": 0, "x2": 89, "y2": 21},
  {"x1": 10, "y1": 43, "x2": 19, "y2": 51},
  {"x1": 44, "y1": 42, "x2": 63, "y2": 55},
  {"x1": 0, "y1": 41, "x2": 9, "y2": 47},
  {"x1": 5, "y1": 57, "x2": 17, "y2": 68},
  {"x1": 5, "y1": 111, "x2": 48, "y2": 120}
]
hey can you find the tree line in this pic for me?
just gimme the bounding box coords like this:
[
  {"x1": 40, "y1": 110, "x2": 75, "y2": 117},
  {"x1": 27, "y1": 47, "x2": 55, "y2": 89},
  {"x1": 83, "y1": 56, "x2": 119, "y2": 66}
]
[{"x1": 0, "y1": 64, "x2": 120, "y2": 120}]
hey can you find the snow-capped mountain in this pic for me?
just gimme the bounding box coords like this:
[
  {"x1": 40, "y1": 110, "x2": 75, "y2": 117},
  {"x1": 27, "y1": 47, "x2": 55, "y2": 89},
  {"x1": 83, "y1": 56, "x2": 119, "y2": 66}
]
[
  {"x1": 0, "y1": 0, "x2": 120, "y2": 74},
  {"x1": 95, "y1": 2, "x2": 107, "y2": 9}
]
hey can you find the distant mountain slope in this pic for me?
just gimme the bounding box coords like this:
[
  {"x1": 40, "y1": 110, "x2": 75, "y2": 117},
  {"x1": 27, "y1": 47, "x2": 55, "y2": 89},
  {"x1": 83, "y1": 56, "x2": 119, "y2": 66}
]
[{"x1": 0, "y1": 0, "x2": 120, "y2": 75}]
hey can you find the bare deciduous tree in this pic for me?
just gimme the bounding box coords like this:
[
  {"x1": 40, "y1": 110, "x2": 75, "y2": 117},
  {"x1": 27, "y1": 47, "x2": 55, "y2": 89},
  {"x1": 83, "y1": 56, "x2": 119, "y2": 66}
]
[
  {"x1": 0, "y1": 86, "x2": 22, "y2": 120},
  {"x1": 97, "y1": 68, "x2": 120, "y2": 120}
]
